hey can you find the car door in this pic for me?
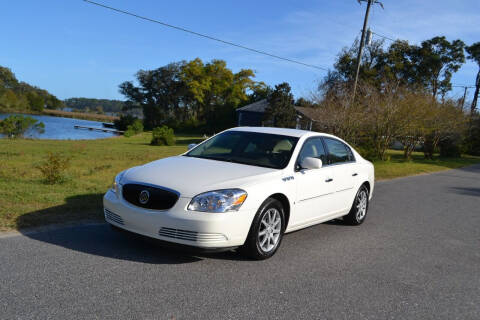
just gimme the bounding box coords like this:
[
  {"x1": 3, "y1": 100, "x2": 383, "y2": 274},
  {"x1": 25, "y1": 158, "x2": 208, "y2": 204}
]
[
  {"x1": 293, "y1": 137, "x2": 337, "y2": 226},
  {"x1": 323, "y1": 137, "x2": 357, "y2": 213}
]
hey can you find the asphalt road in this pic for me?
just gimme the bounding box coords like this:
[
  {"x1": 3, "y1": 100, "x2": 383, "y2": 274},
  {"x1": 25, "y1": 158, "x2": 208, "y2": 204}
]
[{"x1": 1, "y1": 165, "x2": 480, "y2": 320}]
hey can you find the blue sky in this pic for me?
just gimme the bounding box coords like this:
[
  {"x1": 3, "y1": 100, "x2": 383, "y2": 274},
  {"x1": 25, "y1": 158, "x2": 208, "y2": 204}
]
[{"x1": 2, "y1": 0, "x2": 479, "y2": 102}]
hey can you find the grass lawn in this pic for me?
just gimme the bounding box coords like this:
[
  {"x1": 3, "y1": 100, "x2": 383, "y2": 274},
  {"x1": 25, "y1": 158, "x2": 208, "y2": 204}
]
[
  {"x1": 372, "y1": 150, "x2": 480, "y2": 180},
  {"x1": 1, "y1": 133, "x2": 479, "y2": 231}
]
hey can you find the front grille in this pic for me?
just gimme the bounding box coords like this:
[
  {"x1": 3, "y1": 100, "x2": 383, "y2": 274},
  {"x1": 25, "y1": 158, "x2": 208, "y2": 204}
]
[
  {"x1": 158, "y1": 227, "x2": 227, "y2": 243},
  {"x1": 122, "y1": 183, "x2": 179, "y2": 210},
  {"x1": 104, "y1": 208, "x2": 124, "y2": 225}
]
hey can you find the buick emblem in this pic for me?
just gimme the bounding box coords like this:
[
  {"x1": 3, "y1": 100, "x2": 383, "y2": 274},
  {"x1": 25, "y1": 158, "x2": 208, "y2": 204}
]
[{"x1": 139, "y1": 190, "x2": 150, "y2": 204}]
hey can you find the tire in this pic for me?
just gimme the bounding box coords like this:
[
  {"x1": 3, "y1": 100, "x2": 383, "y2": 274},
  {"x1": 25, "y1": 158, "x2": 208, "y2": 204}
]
[
  {"x1": 344, "y1": 184, "x2": 369, "y2": 225},
  {"x1": 241, "y1": 198, "x2": 286, "y2": 260}
]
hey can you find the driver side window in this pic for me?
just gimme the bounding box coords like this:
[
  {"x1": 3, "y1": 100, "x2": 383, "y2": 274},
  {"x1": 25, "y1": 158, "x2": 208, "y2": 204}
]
[{"x1": 297, "y1": 137, "x2": 327, "y2": 169}]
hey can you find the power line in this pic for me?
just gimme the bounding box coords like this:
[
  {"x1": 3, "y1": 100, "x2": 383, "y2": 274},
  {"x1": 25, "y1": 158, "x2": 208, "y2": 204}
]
[
  {"x1": 82, "y1": 0, "x2": 329, "y2": 72},
  {"x1": 370, "y1": 30, "x2": 396, "y2": 42},
  {"x1": 452, "y1": 85, "x2": 475, "y2": 88}
]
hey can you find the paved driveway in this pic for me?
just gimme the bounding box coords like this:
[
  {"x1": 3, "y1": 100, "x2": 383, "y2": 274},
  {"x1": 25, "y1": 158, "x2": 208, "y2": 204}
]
[{"x1": 1, "y1": 165, "x2": 479, "y2": 319}]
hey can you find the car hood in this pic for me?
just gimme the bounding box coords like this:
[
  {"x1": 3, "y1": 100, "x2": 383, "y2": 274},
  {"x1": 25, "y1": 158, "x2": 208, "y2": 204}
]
[{"x1": 121, "y1": 156, "x2": 281, "y2": 197}]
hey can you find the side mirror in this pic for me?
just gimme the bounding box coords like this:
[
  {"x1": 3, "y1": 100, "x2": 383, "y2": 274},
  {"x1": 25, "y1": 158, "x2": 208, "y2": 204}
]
[
  {"x1": 187, "y1": 143, "x2": 197, "y2": 151},
  {"x1": 300, "y1": 157, "x2": 322, "y2": 170}
]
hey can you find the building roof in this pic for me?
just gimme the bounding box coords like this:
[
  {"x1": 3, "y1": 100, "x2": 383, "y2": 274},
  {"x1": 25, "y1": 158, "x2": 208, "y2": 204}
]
[
  {"x1": 236, "y1": 99, "x2": 268, "y2": 113},
  {"x1": 294, "y1": 106, "x2": 321, "y2": 122},
  {"x1": 237, "y1": 100, "x2": 321, "y2": 123}
]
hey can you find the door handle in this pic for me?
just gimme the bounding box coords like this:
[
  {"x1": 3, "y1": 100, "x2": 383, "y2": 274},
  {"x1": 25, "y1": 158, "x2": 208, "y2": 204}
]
[
  {"x1": 352, "y1": 173, "x2": 358, "y2": 176},
  {"x1": 325, "y1": 178, "x2": 333, "y2": 182}
]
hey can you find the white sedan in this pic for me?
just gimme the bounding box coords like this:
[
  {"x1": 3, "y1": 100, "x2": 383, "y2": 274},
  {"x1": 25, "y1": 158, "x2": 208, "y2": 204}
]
[{"x1": 104, "y1": 127, "x2": 374, "y2": 259}]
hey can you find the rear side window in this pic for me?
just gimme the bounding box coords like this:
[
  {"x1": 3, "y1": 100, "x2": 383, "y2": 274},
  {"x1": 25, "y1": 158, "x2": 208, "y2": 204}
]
[{"x1": 323, "y1": 138, "x2": 355, "y2": 164}]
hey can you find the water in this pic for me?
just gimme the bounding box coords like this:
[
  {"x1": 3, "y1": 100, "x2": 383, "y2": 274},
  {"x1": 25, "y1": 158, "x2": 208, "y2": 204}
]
[{"x1": 0, "y1": 113, "x2": 118, "y2": 140}]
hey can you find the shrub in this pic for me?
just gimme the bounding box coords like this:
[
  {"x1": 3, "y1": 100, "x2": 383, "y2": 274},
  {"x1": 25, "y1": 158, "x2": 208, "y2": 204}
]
[
  {"x1": 123, "y1": 129, "x2": 135, "y2": 138},
  {"x1": 130, "y1": 119, "x2": 143, "y2": 133},
  {"x1": 36, "y1": 152, "x2": 71, "y2": 184},
  {"x1": 123, "y1": 119, "x2": 143, "y2": 138},
  {"x1": 0, "y1": 115, "x2": 44, "y2": 138},
  {"x1": 114, "y1": 114, "x2": 138, "y2": 131},
  {"x1": 439, "y1": 135, "x2": 462, "y2": 158},
  {"x1": 465, "y1": 114, "x2": 480, "y2": 155},
  {"x1": 124, "y1": 119, "x2": 143, "y2": 137},
  {"x1": 151, "y1": 126, "x2": 176, "y2": 146}
]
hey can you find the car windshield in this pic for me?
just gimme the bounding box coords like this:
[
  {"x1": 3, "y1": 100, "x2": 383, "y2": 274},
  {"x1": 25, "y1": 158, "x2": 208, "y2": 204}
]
[{"x1": 185, "y1": 131, "x2": 299, "y2": 169}]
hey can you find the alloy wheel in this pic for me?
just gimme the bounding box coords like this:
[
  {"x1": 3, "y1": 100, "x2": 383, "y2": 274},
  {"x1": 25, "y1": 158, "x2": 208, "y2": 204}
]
[
  {"x1": 356, "y1": 190, "x2": 368, "y2": 221},
  {"x1": 258, "y1": 208, "x2": 282, "y2": 252}
]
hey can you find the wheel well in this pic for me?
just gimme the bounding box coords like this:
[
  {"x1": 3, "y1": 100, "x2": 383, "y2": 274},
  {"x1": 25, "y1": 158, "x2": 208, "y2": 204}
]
[
  {"x1": 268, "y1": 193, "x2": 290, "y2": 228},
  {"x1": 362, "y1": 181, "x2": 371, "y2": 194}
]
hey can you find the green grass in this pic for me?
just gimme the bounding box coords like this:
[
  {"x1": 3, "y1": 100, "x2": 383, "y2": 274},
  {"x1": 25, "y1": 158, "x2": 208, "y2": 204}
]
[
  {"x1": 0, "y1": 134, "x2": 479, "y2": 231},
  {"x1": 372, "y1": 150, "x2": 480, "y2": 180},
  {"x1": 0, "y1": 133, "x2": 203, "y2": 231}
]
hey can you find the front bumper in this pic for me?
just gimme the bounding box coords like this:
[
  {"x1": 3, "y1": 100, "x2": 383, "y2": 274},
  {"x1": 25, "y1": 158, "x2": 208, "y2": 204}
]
[{"x1": 103, "y1": 189, "x2": 256, "y2": 248}]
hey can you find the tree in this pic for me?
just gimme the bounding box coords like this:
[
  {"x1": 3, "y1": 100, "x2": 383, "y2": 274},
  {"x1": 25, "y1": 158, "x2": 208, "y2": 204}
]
[
  {"x1": 329, "y1": 37, "x2": 466, "y2": 98},
  {"x1": 412, "y1": 37, "x2": 465, "y2": 98},
  {"x1": 423, "y1": 100, "x2": 466, "y2": 159},
  {"x1": 0, "y1": 65, "x2": 63, "y2": 111},
  {"x1": 0, "y1": 115, "x2": 44, "y2": 138},
  {"x1": 64, "y1": 98, "x2": 126, "y2": 113},
  {"x1": 26, "y1": 92, "x2": 44, "y2": 112},
  {"x1": 247, "y1": 82, "x2": 272, "y2": 104},
  {"x1": 0, "y1": 90, "x2": 18, "y2": 109},
  {"x1": 0, "y1": 67, "x2": 19, "y2": 91},
  {"x1": 120, "y1": 62, "x2": 186, "y2": 130},
  {"x1": 466, "y1": 42, "x2": 480, "y2": 113},
  {"x1": 181, "y1": 58, "x2": 256, "y2": 132},
  {"x1": 264, "y1": 83, "x2": 297, "y2": 128},
  {"x1": 120, "y1": 58, "x2": 259, "y2": 133}
]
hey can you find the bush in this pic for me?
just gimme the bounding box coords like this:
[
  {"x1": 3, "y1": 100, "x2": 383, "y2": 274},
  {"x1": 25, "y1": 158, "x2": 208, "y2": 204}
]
[
  {"x1": 124, "y1": 119, "x2": 143, "y2": 137},
  {"x1": 439, "y1": 135, "x2": 462, "y2": 158},
  {"x1": 151, "y1": 126, "x2": 176, "y2": 146},
  {"x1": 0, "y1": 115, "x2": 44, "y2": 138},
  {"x1": 114, "y1": 114, "x2": 138, "y2": 131},
  {"x1": 36, "y1": 152, "x2": 71, "y2": 184},
  {"x1": 465, "y1": 114, "x2": 480, "y2": 155}
]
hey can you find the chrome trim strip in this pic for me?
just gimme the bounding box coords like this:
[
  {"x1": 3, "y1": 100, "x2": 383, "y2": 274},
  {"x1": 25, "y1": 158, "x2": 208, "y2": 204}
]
[
  {"x1": 120, "y1": 179, "x2": 181, "y2": 197},
  {"x1": 298, "y1": 187, "x2": 353, "y2": 202},
  {"x1": 298, "y1": 192, "x2": 335, "y2": 202}
]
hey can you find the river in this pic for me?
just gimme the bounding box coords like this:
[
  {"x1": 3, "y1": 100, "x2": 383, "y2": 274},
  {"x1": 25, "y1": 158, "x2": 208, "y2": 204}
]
[{"x1": 0, "y1": 113, "x2": 118, "y2": 140}]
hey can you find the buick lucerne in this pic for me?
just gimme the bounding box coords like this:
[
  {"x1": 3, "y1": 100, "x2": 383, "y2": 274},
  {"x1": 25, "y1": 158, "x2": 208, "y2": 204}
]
[{"x1": 104, "y1": 127, "x2": 374, "y2": 259}]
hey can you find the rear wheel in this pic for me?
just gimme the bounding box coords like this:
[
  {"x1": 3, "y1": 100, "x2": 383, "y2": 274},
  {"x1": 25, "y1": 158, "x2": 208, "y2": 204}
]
[
  {"x1": 344, "y1": 185, "x2": 369, "y2": 225},
  {"x1": 241, "y1": 198, "x2": 285, "y2": 260}
]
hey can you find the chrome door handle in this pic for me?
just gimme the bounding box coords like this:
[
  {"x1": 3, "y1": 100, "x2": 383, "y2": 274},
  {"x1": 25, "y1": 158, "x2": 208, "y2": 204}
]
[
  {"x1": 352, "y1": 173, "x2": 358, "y2": 176},
  {"x1": 325, "y1": 178, "x2": 333, "y2": 182}
]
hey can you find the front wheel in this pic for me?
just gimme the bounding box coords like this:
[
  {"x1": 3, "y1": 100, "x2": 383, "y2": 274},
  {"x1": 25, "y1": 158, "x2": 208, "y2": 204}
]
[
  {"x1": 241, "y1": 198, "x2": 285, "y2": 260},
  {"x1": 344, "y1": 185, "x2": 369, "y2": 225}
]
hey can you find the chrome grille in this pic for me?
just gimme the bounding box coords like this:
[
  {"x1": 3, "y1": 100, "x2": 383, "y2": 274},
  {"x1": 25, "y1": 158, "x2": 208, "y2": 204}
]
[
  {"x1": 122, "y1": 184, "x2": 179, "y2": 210},
  {"x1": 158, "y1": 227, "x2": 227, "y2": 243},
  {"x1": 104, "y1": 208, "x2": 124, "y2": 225}
]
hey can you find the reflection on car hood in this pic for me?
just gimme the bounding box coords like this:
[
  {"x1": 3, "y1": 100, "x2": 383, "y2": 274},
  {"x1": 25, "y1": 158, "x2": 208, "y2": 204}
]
[{"x1": 121, "y1": 156, "x2": 280, "y2": 197}]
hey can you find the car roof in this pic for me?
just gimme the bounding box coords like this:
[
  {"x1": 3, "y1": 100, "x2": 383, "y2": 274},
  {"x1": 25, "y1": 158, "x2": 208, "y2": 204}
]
[{"x1": 227, "y1": 126, "x2": 324, "y2": 138}]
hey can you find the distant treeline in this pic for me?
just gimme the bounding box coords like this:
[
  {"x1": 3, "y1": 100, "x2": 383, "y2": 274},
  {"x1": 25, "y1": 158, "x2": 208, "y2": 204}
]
[
  {"x1": 63, "y1": 97, "x2": 126, "y2": 114},
  {"x1": 0, "y1": 66, "x2": 64, "y2": 112}
]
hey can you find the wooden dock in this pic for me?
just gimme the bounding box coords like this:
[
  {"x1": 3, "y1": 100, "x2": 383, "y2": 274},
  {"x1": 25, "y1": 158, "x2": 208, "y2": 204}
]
[
  {"x1": 74, "y1": 125, "x2": 124, "y2": 134},
  {"x1": 102, "y1": 122, "x2": 116, "y2": 129}
]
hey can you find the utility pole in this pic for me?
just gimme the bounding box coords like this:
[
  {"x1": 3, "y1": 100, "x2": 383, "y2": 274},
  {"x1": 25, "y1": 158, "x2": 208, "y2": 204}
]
[
  {"x1": 462, "y1": 86, "x2": 468, "y2": 110},
  {"x1": 472, "y1": 71, "x2": 480, "y2": 114},
  {"x1": 352, "y1": 0, "x2": 383, "y2": 101}
]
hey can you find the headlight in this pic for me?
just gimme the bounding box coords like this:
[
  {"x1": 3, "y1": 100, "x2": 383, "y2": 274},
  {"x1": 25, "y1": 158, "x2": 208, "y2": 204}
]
[
  {"x1": 187, "y1": 189, "x2": 247, "y2": 213},
  {"x1": 112, "y1": 171, "x2": 126, "y2": 195}
]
